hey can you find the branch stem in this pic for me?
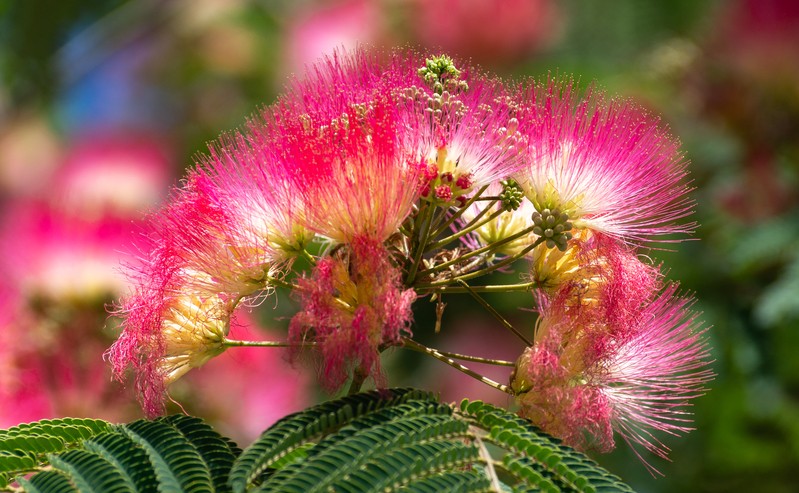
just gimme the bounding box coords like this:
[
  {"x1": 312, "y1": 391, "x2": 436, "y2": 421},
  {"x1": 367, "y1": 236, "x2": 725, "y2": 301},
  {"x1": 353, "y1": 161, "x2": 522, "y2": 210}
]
[
  {"x1": 456, "y1": 280, "x2": 531, "y2": 345},
  {"x1": 401, "y1": 338, "x2": 513, "y2": 394}
]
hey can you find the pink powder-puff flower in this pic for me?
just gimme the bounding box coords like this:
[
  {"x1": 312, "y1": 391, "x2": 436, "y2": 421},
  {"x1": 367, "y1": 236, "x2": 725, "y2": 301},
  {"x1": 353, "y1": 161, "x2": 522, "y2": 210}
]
[
  {"x1": 514, "y1": 79, "x2": 695, "y2": 245},
  {"x1": 290, "y1": 236, "x2": 416, "y2": 391},
  {"x1": 279, "y1": 96, "x2": 422, "y2": 244},
  {"x1": 199, "y1": 128, "x2": 314, "y2": 257},
  {"x1": 531, "y1": 232, "x2": 663, "y2": 327},
  {"x1": 513, "y1": 284, "x2": 713, "y2": 474},
  {"x1": 282, "y1": 49, "x2": 524, "y2": 209},
  {"x1": 107, "y1": 170, "x2": 295, "y2": 416},
  {"x1": 399, "y1": 58, "x2": 526, "y2": 206}
]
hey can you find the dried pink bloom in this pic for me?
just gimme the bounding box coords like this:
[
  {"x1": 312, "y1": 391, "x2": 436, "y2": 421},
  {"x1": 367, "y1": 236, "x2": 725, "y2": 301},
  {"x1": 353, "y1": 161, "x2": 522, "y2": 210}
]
[
  {"x1": 514, "y1": 79, "x2": 695, "y2": 245},
  {"x1": 290, "y1": 236, "x2": 415, "y2": 391},
  {"x1": 533, "y1": 232, "x2": 663, "y2": 335},
  {"x1": 513, "y1": 285, "x2": 713, "y2": 474}
]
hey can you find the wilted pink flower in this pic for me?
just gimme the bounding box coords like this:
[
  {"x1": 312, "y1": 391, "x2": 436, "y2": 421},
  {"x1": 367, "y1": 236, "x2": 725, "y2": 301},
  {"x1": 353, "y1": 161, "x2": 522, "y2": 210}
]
[
  {"x1": 532, "y1": 232, "x2": 662, "y2": 330},
  {"x1": 514, "y1": 79, "x2": 695, "y2": 245},
  {"x1": 513, "y1": 284, "x2": 713, "y2": 474},
  {"x1": 290, "y1": 236, "x2": 415, "y2": 391}
]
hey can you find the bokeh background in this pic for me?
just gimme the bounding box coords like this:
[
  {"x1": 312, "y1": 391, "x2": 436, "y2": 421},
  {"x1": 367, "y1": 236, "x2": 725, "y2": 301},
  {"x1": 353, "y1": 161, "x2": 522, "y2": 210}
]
[{"x1": 1, "y1": 1, "x2": 798, "y2": 491}]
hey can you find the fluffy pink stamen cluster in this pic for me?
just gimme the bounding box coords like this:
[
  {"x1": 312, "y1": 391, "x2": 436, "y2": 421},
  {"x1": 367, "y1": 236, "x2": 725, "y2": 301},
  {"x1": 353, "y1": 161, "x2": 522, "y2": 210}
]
[
  {"x1": 107, "y1": 172, "x2": 282, "y2": 416},
  {"x1": 518, "y1": 261, "x2": 712, "y2": 474},
  {"x1": 515, "y1": 79, "x2": 695, "y2": 244},
  {"x1": 289, "y1": 237, "x2": 415, "y2": 391},
  {"x1": 279, "y1": 97, "x2": 422, "y2": 243}
]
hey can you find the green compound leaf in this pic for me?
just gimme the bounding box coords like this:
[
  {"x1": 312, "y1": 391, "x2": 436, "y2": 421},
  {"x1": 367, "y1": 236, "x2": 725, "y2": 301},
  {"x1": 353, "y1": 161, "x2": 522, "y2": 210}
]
[
  {"x1": 228, "y1": 387, "x2": 437, "y2": 492},
  {"x1": 232, "y1": 389, "x2": 635, "y2": 493},
  {"x1": 16, "y1": 471, "x2": 78, "y2": 493},
  {"x1": 459, "y1": 399, "x2": 635, "y2": 493},
  {"x1": 159, "y1": 415, "x2": 240, "y2": 493},
  {"x1": 121, "y1": 419, "x2": 214, "y2": 493},
  {"x1": 2, "y1": 389, "x2": 636, "y2": 493},
  {"x1": 0, "y1": 417, "x2": 115, "y2": 487},
  {"x1": 82, "y1": 432, "x2": 158, "y2": 493},
  {"x1": 48, "y1": 450, "x2": 134, "y2": 493}
]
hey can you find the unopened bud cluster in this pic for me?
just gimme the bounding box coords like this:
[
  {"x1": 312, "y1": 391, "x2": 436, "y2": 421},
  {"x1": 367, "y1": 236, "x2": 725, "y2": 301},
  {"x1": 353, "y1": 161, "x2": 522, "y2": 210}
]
[{"x1": 531, "y1": 208, "x2": 573, "y2": 251}]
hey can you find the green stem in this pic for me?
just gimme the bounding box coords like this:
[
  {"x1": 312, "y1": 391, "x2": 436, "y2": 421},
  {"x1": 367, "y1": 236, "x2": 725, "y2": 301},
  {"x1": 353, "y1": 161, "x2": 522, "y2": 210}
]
[
  {"x1": 417, "y1": 281, "x2": 536, "y2": 294},
  {"x1": 455, "y1": 280, "x2": 532, "y2": 346},
  {"x1": 347, "y1": 366, "x2": 369, "y2": 395},
  {"x1": 401, "y1": 338, "x2": 513, "y2": 394},
  {"x1": 427, "y1": 184, "x2": 490, "y2": 242},
  {"x1": 435, "y1": 349, "x2": 515, "y2": 367},
  {"x1": 405, "y1": 201, "x2": 436, "y2": 284},
  {"x1": 298, "y1": 249, "x2": 317, "y2": 266},
  {"x1": 222, "y1": 339, "x2": 317, "y2": 348},
  {"x1": 426, "y1": 206, "x2": 505, "y2": 252},
  {"x1": 418, "y1": 236, "x2": 544, "y2": 288},
  {"x1": 265, "y1": 275, "x2": 298, "y2": 291}
]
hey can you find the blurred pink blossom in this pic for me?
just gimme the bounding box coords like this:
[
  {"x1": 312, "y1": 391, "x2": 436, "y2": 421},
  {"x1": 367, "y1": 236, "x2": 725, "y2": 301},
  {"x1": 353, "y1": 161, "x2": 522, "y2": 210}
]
[
  {"x1": 184, "y1": 315, "x2": 310, "y2": 445},
  {"x1": 407, "y1": 0, "x2": 560, "y2": 66},
  {"x1": 283, "y1": 0, "x2": 388, "y2": 75}
]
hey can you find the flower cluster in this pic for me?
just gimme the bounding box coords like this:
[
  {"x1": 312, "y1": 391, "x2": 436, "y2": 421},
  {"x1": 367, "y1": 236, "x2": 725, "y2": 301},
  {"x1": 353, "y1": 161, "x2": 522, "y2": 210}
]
[{"x1": 109, "y1": 48, "x2": 711, "y2": 471}]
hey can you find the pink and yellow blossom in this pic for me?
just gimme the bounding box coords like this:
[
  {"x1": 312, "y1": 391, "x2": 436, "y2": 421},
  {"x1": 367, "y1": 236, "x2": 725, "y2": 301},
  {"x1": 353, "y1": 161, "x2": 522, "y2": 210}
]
[
  {"x1": 515, "y1": 79, "x2": 695, "y2": 245},
  {"x1": 513, "y1": 285, "x2": 713, "y2": 473}
]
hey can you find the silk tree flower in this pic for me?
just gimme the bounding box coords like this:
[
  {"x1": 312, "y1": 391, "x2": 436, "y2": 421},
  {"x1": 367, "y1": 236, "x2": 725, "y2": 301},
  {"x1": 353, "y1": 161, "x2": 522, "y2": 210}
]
[
  {"x1": 531, "y1": 232, "x2": 662, "y2": 323},
  {"x1": 278, "y1": 97, "x2": 422, "y2": 244},
  {"x1": 107, "y1": 171, "x2": 295, "y2": 416},
  {"x1": 511, "y1": 285, "x2": 713, "y2": 473},
  {"x1": 281, "y1": 49, "x2": 525, "y2": 208},
  {"x1": 198, "y1": 132, "x2": 313, "y2": 257},
  {"x1": 514, "y1": 79, "x2": 695, "y2": 245},
  {"x1": 290, "y1": 236, "x2": 416, "y2": 391},
  {"x1": 399, "y1": 63, "x2": 526, "y2": 206}
]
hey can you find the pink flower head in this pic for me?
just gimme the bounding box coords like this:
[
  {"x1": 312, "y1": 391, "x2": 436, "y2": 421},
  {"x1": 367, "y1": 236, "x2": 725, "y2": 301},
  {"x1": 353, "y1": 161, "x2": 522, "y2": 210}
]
[
  {"x1": 514, "y1": 284, "x2": 713, "y2": 474},
  {"x1": 401, "y1": 73, "x2": 526, "y2": 206},
  {"x1": 198, "y1": 132, "x2": 313, "y2": 258},
  {"x1": 108, "y1": 171, "x2": 291, "y2": 416},
  {"x1": 514, "y1": 79, "x2": 695, "y2": 245},
  {"x1": 289, "y1": 236, "x2": 416, "y2": 391},
  {"x1": 277, "y1": 96, "x2": 421, "y2": 244},
  {"x1": 532, "y1": 232, "x2": 663, "y2": 333},
  {"x1": 282, "y1": 48, "x2": 524, "y2": 210}
]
